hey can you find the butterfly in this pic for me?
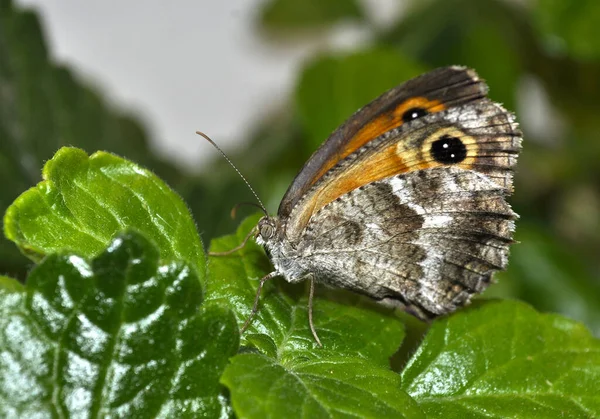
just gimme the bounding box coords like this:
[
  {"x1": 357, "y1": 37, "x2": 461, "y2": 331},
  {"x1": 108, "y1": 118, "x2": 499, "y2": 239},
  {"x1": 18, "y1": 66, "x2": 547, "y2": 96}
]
[{"x1": 206, "y1": 66, "x2": 521, "y2": 346}]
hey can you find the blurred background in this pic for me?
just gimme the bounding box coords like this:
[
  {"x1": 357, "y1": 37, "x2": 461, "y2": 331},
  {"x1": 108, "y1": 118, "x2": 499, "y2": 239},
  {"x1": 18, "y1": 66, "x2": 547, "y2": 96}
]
[{"x1": 1, "y1": 0, "x2": 599, "y2": 335}]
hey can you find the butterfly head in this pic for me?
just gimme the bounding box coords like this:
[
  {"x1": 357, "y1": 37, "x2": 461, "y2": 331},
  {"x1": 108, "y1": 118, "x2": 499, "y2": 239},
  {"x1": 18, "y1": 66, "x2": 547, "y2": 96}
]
[{"x1": 256, "y1": 216, "x2": 282, "y2": 246}]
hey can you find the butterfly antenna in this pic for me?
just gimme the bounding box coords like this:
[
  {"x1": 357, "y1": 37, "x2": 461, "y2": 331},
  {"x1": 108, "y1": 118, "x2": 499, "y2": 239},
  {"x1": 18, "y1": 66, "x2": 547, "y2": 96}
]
[{"x1": 196, "y1": 131, "x2": 268, "y2": 215}]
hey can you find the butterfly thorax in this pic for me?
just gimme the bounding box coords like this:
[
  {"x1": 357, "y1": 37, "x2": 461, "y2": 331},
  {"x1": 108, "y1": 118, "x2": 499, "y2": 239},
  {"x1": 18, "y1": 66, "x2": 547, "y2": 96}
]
[{"x1": 256, "y1": 216, "x2": 308, "y2": 283}]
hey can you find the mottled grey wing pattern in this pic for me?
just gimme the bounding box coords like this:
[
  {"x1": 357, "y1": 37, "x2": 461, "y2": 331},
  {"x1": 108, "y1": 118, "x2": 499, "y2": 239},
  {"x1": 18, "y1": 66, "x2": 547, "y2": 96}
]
[
  {"x1": 293, "y1": 166, "x2": 516, "y2": 319},
  {"x1": 258, "y1": 67, "x2": 521, "y2": 330},
  {"x1": 270, "y1": 95, "x2": 521, "y2": 319}
]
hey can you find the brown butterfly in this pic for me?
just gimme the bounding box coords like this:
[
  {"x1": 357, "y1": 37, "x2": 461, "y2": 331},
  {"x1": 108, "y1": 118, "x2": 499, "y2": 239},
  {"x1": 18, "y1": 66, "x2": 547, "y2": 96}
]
[{"x1": 205, "y1": 66, "x2": 521, "y2": 346}]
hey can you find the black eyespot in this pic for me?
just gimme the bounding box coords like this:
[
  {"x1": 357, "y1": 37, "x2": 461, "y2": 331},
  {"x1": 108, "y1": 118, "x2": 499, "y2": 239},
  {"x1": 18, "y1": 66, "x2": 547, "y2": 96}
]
[
  {"x1": 402, "y1": 107, "x2": 428, "y2": 123},
  {"x1": 430, "y1": 135, "x2": 467, "y2": 164}
]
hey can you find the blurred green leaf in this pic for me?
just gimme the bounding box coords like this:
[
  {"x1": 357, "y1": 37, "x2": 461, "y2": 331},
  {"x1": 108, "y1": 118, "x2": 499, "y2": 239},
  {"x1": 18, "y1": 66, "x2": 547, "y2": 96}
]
[
  {"x1": 380, "y1": 0, "x2": 526, "y2": 110},
  {"x1": 401, "y1": 300, "x2": 600, "y2": 418},
  {"x1": 500, "y1": 223, "x2": 600, "y2": 336},
  {"x1": 535, "y1": 0, "x2": 600, "y2": 60},
  {"x1": 456, "y1": 23, "x2": 521, "y2": 110},
  {"x1": 4, "y1": 147, "x2": 205, "y2": 279},
  {"x1": 0, "y1": 231, "x2": 238, "y2": 418},
  {"x1": 296, "y1": 48, "x2": 423, "y2": 151},
  {"x1": 260, "y1": 0, "x2": 363, "y2": 29}
]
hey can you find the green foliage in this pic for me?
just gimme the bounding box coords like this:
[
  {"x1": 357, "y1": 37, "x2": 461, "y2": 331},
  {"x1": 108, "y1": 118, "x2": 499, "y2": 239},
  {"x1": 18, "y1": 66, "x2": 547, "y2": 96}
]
[
  {"x1": 535, "y1": 0, "x2": 600, "y2": 60},
  {"x1": 260, "y1": 0, "x2": 363, "y2": 29},
  {"x1": 0, "y1": 0, "x2": 184, "y2": 278},
  {"x1": 4, "y1": 147, "x2": 204, "y2": 277},
  {"x1": 498, "y1": 224, "x2": 600, "y2": 337},
  {"x1": 0, "y1": 232, "x2": 238, "y2": 418},
  {"x1": 2, "y1": 0, "x2": 600, "y2": 416},
  {"x1": 222, "y1": 355, "x2": 423, "y2": 418},
  {"x1": 2, "y1": 145, "x2": 600, "y2": 417},
  {"x1": 402, "y1": 300, "x2": 600, "y2": 418}
]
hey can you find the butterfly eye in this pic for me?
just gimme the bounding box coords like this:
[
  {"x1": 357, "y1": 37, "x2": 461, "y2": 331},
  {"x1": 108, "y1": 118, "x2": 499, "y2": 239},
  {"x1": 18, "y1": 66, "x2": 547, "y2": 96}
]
[
  {"x1": 402, "y1": 107, "x2": 428, "y2": 123},
  {"x1": 430, "y1": 134, "x2": 467, "y2": 164},
  {"x1": 260, "y1": 223, "x2": 275, "y2": 239}
]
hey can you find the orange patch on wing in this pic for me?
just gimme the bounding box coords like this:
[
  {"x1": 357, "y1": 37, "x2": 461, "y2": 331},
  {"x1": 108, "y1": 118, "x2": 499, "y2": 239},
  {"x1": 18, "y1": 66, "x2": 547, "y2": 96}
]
[
  {"x1": 311, "y1": 145, "x2": 406, "y2": 211},
  {"x1": 288, "y1": 125, "x2": 480, "y2": 235},
  {"x1": 293, "y1": 142, "x2": 438, "y2": 232},
  {"x1": 311, "y1": 97, "x2": 445, "y2": 186}
]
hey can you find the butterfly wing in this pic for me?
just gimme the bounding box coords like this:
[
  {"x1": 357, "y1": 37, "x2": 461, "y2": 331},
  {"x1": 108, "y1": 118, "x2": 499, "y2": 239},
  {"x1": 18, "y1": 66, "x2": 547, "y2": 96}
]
[
  {"x1": 291, "y1": 165, "x2": 516, "y2": 319},
  {"x1": 279, "y1": 66, "x2": 488, "y2": 219},
  {"x1": 265, "y1": 66, "x2": 521, "y2": 319},
  {"x1": 283, "y1": 95, "x2": 521, "y2": 240}
]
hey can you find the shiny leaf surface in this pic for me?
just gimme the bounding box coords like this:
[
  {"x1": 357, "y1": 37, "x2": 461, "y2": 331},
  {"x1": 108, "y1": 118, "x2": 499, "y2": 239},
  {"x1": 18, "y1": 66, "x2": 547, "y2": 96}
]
[
  {"x1": 222, "y1": 353, "x2": 423, "y2": 419},
  {"x1": 4, "y1": 147, "x2": 204, "y2": 279},
  {"x1": 0, "y1": 232, "x2": 238, "y2": 418},
  {"x1": 402, "y1": 300, "x2": 600, "y2": 418}
]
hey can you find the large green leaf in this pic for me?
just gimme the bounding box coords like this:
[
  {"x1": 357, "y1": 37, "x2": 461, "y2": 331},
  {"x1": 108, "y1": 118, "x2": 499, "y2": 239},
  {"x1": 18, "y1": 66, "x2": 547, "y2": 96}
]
[
  {"x1": 401, "y1": 300, "x2": 600, "y2": 418},
  {"x1": 295, "y1": 48, "x2": 424, "y2": 151},
  {"x1": 4, "y1": 147, "x2": 205, "y2": 279},
  {"x1": 222, "y1": 353, "x2": 423, "y2": 419},
  {"x1": 0, "y1": 231, "x2": 238, "y2": 418}
]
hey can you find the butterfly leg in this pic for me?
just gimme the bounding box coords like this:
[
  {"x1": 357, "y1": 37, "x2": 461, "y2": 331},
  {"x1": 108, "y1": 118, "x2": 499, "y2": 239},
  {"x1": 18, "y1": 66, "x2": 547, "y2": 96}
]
[
  {"x1": 240, "y1": 271, "x2": 278, "y2": 334},
  {"x1": 308, "y1": 274, "x2": 323, "y2": 347}
]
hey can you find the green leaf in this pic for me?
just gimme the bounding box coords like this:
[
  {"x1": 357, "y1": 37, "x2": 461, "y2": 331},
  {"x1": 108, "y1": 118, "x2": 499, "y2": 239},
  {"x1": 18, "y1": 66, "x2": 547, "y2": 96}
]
[
  {"x1": 222, "y1": 353, "x2": 424, "y2": 419},
  {"x1": 3, "y1": 147, "x2": 205, "y2": 279},
  {"x1": 209, "y1": 216, "x2": 415, "y2": 417},
  {"x1": 453, "y1": 22, "x2": 521, "y2": 111},
  {"x1": 0, "y1": 275, "x2": 24, "y2": 293},
  {"x1": 0, "y1": 231, "x2": 238, "y2": 418},
  {"x1": 401, "y1": 300, "x2": 600, "y2": 418},
  {"x1": 260, "y1": 0, "x2": 363, "y2": 29},
  {"x1": 296, "y1": 48, "x2": 424, "y2": 151},
  {"x1": 535, "y1": 0, "x2": 600, "y2": 60}
]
